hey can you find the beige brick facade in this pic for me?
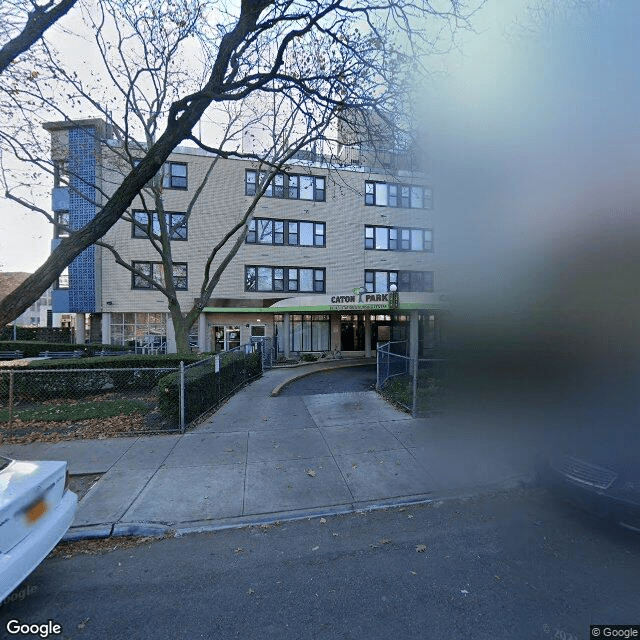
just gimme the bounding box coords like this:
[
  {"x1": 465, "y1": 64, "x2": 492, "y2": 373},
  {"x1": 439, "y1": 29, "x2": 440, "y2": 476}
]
[{"x1": 46, "y1": 119, "x2": 441, "y2": 354}]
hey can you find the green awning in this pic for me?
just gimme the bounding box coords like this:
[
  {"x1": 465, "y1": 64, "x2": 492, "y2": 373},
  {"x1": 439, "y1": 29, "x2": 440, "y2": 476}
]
[{"x1": 202, "y1": 302, "x2": 437, "y2": 314}]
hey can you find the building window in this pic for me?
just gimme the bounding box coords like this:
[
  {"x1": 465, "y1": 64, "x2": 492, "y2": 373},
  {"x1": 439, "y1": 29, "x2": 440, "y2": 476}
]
[
  {"x1": 365, "y1": 226, "x2": 433, "y2": 252},
  {"x1": 53, "y1": 160, "x2": 69, "y2": 187},
  {"x1": 364, "y1": 181, "x2": 432, "y2": 209},
  {"x1": 56, "y1": 268, "x2": 70, "y2": 290},
  {"x1": 246, "y1": 218, "x2": 325, "y2": 247},
  {"x1": 132, "y1": 261, "x2": 188, "y2": 290},
  {"x1": 290, "y1": 314, "x2": 330, "y2": 352},
  {"x1": 132, "y1": 210, "x2": 187, "y2": 240},
  {"x1": 245, "y1": 266, "x2": 325, "y2": 293},
  {"x1": 364, "y1": 270, "x2": 434, "y2": 293},
  {"x1": 399, "y1": 270, "x2": 434, "y2": 292},
  {"x1": 54, "y1": 211, "x2": 70, "y2": 238},
  {"x1": 245, "y1": 170, "x2": 325, "y2": 202},
  {"x1": 110, "y1": 312, "x2": 167, "y2": 354},
  {"x1": 162, "y1": 162, "x2": 187, "y2": 189}
]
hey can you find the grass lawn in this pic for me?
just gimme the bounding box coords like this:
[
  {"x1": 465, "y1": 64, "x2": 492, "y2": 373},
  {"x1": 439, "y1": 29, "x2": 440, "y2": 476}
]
[
  {"x1": 381, "y1": 372, "x2": 444, "y2": 415},
  {"x1": 0, "y1": 398, "x2": 149, "y2": 422}
]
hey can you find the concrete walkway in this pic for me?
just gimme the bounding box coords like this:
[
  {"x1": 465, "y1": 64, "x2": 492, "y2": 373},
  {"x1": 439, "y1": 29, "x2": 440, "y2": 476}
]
[{"x1": 0, "y1": 360, "x2": 538, "y2": 539}]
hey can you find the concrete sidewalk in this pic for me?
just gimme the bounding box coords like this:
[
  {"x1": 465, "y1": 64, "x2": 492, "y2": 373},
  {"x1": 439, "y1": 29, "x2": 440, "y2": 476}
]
[{"x1": 0, "y1": 360, "x2": 538, "y2": 539}]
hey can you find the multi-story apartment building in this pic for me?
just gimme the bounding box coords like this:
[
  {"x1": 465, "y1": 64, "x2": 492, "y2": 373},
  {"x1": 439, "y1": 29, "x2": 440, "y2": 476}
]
[{"x1": 43, "y1": 118, "x2": 444, "y2": 357}]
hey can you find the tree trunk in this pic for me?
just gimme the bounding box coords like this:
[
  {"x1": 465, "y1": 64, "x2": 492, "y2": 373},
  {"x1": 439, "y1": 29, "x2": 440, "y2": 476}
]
[{"x1": 168, "y1": 302, "x2": 191, "y2": 356}]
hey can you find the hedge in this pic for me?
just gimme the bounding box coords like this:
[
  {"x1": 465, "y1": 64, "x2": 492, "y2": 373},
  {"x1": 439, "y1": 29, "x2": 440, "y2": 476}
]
[
  {"x1": 0, "y1": 354, "x2": 200, "y2": 402},
  {"x1": 0, "y1": 341, "x2": 89, "y2": 358},
  {"x1": 0, "y1": 327, "x2": 73, "y2": 342},
  {"x1": 24, "y1": 354, "x2": 199, "y2": 369},
  {"x1": 158, "y1": 351, "x2": 262, "y2": 424},
  {"x1": 0, "y1": 341, "x2": 134, "y2": 358}
]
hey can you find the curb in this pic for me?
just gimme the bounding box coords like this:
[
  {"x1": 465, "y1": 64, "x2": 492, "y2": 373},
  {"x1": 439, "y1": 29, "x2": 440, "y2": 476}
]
[
  {"x1": 61, "y1": 474, "x2": 537, "y2": 541},
  {"x1": 63, "y1": 525, "x2": 113, "y2": 541},
  {"x1": 270, "y1": 360, "x2": 374, "y2": 396}
]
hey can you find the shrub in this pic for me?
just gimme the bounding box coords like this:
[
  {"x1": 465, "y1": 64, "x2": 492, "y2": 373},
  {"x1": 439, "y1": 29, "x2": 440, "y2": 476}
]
[
  {"x1": 0, "y1": 354, "x2": 200, "y2": 402},
  {"x1": 0, "y1": 327, "x2": 73, "y2": 342},
  {"x1": 0, "y1": 341, "x2": 89, "y2": 358},
  {"x1": 157, "y1": 352, "x2": 261, "y2": 424},
  {"x1": 25, "y1": 354, "x2": 198, "y2": 370},
  {"x1": 300, "y1": 353, "x2": 318, "y2": 362}
]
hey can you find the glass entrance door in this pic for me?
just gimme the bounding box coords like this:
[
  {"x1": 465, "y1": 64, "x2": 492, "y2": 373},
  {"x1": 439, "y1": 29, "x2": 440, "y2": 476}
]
[
  {"x1": 340, "y1": 315, "x2": 365, "y2": 350},
  {"x1": 225, "y1": 326, "x2": 241, "y2": 350}
]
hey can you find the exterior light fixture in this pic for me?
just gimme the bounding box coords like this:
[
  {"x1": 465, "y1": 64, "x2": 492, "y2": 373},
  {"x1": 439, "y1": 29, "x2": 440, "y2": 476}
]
[{"x1": 388, "y1": 284, "x2": 399, "y2": 309}]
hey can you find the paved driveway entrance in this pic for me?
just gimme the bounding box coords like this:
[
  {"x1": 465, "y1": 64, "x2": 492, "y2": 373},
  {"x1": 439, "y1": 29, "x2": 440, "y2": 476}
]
[{"x1": 279, "y1": 364, "x2": 377, "y2": 395}]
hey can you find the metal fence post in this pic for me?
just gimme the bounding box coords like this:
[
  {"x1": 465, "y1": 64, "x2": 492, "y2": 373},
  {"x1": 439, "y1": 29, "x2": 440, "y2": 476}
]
[
  {"x1": 8, "y1": 370, "x2": 14, "y2": 427},
  {"x1": 411, "y1": 351, "x2": 418, "y2": 418},
  {"x1": 179, "y1": 360, "x2": 185, "y2": 433}
]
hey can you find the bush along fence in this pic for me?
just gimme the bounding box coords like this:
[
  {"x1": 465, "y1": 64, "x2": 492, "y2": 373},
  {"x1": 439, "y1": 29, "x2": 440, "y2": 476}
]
[
  {"x1": 376, "y1": 341, "x2": 447, "y2": 417},
  {"x1": 0, "y1": 326, "x2": 74, "y2": 343},
  {"x1": 158, "y1": 345, "x2": 262, "y2": 429},
  {"x1": 0, "y1": 345, "x2": 262, "y2": 438}
]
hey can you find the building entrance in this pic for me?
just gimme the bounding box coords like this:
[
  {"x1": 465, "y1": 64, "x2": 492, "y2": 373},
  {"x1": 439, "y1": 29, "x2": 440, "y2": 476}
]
[
  {"x1": 340, "y1": 315, "x2": 365, "y2": 351},
  {"x1": 212, "y1": 325, "x2": 241, "y2": 352}
]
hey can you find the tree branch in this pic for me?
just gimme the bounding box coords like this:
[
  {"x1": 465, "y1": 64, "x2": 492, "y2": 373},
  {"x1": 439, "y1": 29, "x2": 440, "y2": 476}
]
[{"x1": 0, "y1": 0, "x2": 78, "y2": 75}]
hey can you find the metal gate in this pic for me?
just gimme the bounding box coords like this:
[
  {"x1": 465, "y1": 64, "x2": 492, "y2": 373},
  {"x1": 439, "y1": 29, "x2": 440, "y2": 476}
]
[{"x1": 250, "y1": 336, "x2": 275, "y2": 369}]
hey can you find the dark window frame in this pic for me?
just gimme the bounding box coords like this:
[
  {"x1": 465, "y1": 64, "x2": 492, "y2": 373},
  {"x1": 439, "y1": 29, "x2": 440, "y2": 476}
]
[
  {"x1": 245, "y1": 170, "x2": 326, "y2": 202},
  {"x1": 162, "y1": 162, "x2": 188, "y2": 190},
  {"x1": 131, "y1": 261, "x2": 188, "y2": 291},
  {"x1": 364, "y1": 180, "x2": 432, "y2": 209},
  {"x1": 245, "y1": 265, "x2": 326, "y2": 293},
  {"x1": 132, "y1": 210, "x2": 188, "y2": 241},
  {"x1": 246, "y1": 217, "x2": 326, "y2": 247},
  {"x1": 364, "y1": 225, "x2": 433, "y2": 252},
  {"x1": 54, "y1": 211, "x2": 70, "y2": 239},
  {"x1": 364, "y1": 269, "x2": 434, "y2": 293}
]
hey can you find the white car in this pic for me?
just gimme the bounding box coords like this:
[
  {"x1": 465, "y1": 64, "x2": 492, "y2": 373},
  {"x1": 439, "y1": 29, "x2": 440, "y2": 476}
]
[{"x1": 0, "y1": 456, "x2": 77, "y2": 602}]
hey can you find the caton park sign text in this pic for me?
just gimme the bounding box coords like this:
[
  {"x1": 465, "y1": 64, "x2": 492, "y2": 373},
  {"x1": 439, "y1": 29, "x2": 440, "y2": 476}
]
[{"x1": 328, "y1": 288, "x2": 399, "y2": 311}]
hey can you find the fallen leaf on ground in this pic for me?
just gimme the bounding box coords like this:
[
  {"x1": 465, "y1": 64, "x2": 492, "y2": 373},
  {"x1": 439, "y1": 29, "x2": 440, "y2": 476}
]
[
  {"x1": 312, "y1": 546, "x2": 319, "y2": 551},
  {"x1": 379, "y1": 537, "x2": 392, "y2": 545},
  {"x1": 319, "y1": 517, "x2": 327, "y2": 524},
  {"x1": 415, "y1": 544, "x2": 427, "y2": 553},
  {"x1": 306, "y1": 469, "x2": 316, "y2": 477}
]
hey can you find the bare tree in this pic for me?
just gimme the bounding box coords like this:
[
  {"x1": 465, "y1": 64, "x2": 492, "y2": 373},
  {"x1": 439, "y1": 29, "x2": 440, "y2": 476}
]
[
  {"x1": 0, "y1": 0, "x2": 79, "y2": 74},
  {"x1": 0, "y1": 0, "x2": 478, "y2": 331}
]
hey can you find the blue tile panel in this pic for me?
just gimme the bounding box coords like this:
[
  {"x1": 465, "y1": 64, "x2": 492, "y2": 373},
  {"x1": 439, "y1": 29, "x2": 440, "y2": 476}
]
[
  {"x1": 52, "y1": 186, "x2": 69, "y2": 211},
  {"x1": 68, "y1": 127, "x2": 96, "y2": 313}
]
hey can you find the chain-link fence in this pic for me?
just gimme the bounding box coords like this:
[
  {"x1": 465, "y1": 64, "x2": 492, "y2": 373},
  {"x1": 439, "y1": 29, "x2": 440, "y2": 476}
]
[
  {"x1": 0, "y1": 344, "x2": 262, "y2": 442},
  {"x1": 376, "y1": 341, "x2": 447, "y2": 417},
  {"x1": 250, "y1": 336, "x2": 276, "y2": 369},
  {"x1": 177, "y1": 344, "x2": 262, "y2": 428}
]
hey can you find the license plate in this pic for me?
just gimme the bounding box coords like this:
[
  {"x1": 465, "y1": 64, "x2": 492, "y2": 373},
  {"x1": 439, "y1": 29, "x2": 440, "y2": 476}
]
[{"x1": 25, "y1": 499, "x2": 48, "y2": 525}]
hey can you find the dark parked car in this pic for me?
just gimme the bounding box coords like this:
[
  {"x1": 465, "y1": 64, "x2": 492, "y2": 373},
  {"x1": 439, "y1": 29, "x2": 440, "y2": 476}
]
[{"x1": 549, "y1": 453, "x2": 640, "y2": 533}]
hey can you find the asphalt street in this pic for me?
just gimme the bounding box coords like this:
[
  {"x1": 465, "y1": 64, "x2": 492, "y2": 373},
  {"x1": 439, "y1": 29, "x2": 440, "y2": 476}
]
[{"x1": 2, "y1": 488, "x2": 638, "y2": 640}]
